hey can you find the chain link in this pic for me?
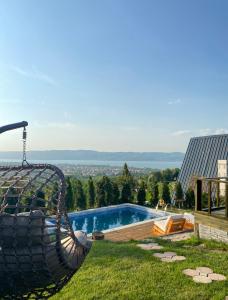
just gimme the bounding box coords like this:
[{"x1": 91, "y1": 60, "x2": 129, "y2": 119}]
[{"x1": 22, "y1": 127, "x2": 28, "y2": 165}]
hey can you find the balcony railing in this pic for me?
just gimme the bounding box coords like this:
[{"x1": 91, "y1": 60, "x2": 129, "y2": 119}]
[{"x1": 194, "y1": 177, "x2": 228, "y2": 219}]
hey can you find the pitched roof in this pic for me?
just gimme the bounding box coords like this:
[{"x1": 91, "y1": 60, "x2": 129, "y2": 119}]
[{"x1": 178, "y1": 134, "x2": 228, "y2": 191}]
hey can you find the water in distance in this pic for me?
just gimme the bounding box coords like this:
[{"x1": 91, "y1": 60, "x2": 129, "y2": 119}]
[{"x1": 0, "y1": 159, "x2": 182, "y2": 169}]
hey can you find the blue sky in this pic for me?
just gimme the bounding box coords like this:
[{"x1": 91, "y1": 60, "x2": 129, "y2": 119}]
[{"x1": 0, "y1": 0, "x2": 228, "y2": 152}]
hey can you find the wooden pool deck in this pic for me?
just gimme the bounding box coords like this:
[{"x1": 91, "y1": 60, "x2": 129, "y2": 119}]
[{"x1": 104, "y1": 220, "x2": 155, "y2": 242}]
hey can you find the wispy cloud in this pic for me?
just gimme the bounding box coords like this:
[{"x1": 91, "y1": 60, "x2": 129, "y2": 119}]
[
  {"x1": 11, "y1": 66, "x2": 56, "y2": 86},
  {"x1": 199, "y1": 128, "x2": 228, "y2": 136},
  {"x1": 171, "y1": 130, "x2": 191, "y2": 136},
  {"x1": 214, "y1": 128, "x2": 228, "y2": 134},
  {"x1": 199, "y1": 128, "x2": 212, "y2": 136},
  {"x1": 168, "y1": 98, "x2": 182, "y2": 105},
  {"x1": 172, "y1": 128, "x2": 228, "y2": 138},
  {"x1": 33, "y1": 121, "x2": 77, "y2": 129}
]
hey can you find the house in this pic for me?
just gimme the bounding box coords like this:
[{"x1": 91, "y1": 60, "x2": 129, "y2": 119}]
[{"x1": 178, "y1": 134, "x2": 228, "y2": 243}]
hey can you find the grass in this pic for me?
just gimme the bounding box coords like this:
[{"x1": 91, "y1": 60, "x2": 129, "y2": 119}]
[{"x1": 51, "y1": 237, "x2": 228, "y2": 300}]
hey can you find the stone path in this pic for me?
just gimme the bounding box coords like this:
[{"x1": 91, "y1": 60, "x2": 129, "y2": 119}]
[
  {"x1": 183, "y1": 267, "x2": 226, "y2": 284},
  {"x1": 137, "y1": 241, "x2": 186, "y2": 262},
  {"x1": 153, "y1": 252, "x2": 186, "y2": 262},
  {"x1": 137, "y1": 240, "x2": 226, "y2": 287}
]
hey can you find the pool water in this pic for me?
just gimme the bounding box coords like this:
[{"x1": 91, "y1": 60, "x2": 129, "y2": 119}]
[{"x1": 68, "y1": 207, "x2": 154, "y2": 234}]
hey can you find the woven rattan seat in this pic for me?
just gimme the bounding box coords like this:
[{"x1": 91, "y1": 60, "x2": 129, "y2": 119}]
[
  {"x1": 0, "y1": 122, "x2": 92, "y2": 299},
  {"x1": 0, "y1": 164, "x2": 92, "y2": 299}
]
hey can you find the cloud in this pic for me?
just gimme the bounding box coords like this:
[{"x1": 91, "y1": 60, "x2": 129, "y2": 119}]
[
  {"x1": 214, "y1": 128, "x2": 228, "y2": 134},
  {"x1": 199, "y1": 128, "x2": 212, "y2": 136},
  {"x1": 168, "y1": 98, "x2": 182, "y2": 105},
  {"x1": 171, "y1": 128, "x2": 228, "y2": 138},
  {"x1": 32, "y1": 121, "x2": 77, "y2": 129},
  {"x1": 199, "y1": 128, "x2": 228, "y2": 136},
  {"x1": 11, "y1": 66, "x2": 56, "y2": 86},
  {"x1": 171, "y1": 130, "x2": 191, "y2": 136}
]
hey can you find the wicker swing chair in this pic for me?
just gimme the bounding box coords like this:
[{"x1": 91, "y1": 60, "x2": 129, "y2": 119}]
[{"x1": 0, "y1": 122, "x2": 92, "y2": 299}]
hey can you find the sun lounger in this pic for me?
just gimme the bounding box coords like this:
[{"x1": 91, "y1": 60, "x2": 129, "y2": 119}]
[{"x1": 151, "y1": 214, "x2": 194, "y2": 237}]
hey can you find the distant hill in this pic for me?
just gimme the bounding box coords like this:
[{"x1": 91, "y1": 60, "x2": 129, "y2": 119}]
[{"x1": 0, "y1": 150, "x2": 185, "y2": 162}]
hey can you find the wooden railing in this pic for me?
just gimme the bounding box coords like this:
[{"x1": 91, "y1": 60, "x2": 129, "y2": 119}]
[{"x1": 195, "y1": 177, "x2": 228, "y2": 219}]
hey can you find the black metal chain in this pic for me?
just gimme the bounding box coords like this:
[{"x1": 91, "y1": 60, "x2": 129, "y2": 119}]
[{"x1": 22, "y1": 127, "x2": 29, "y2": 166}]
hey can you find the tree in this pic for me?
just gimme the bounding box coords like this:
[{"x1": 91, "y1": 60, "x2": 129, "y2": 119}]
[
  {"x1": 119, "y1": 163, "x2": 134, "y2": 203},
  {"x1": 137, "y1": 180, "x2": 146, "y2": 206},
  {"x1": 103, "y1": 176, "x2": 114, "y2": 206},
  {"x1": 111, "y1": 182, "x2": 120, "y2": 204},
  {"x1": 175, "y1": 182, "x2": 183, "y2": 200},
  {"x1": 162, "y1": 169, "x2": 173, "y2": 182},
  {"x1": 74, "y1": 179, "x2": 86, "y2": 210},
  {"x1": 149, "y1": 180, "x2": 159, "y2": 207},
  {"x1": 159, "y1": 182, "x2": 171, "y2": 204},
  {"x1": 95, "y1": 180, "x2": 106, "y2": 207},
  {"x1": 87, "y1": 176, "x2": 95, "y2": 208},
  {"x1": 36, "y1": 190, "x2": 46, "y2": 208},
  {"x1": 151, "y1": 171, "x2": 163, "y2": 183},
  {"x1": 65, "y1": 177, "x2": 74, "y2": 211},
  {"x1": 185, "y1": 188, "x2": 195, "y2": 209},
  {"x1": 5, "y1": 187, "x2": 18, "y2": 214},
  {"x1": 172, "y1": 168, "x2": 180, "y2": 181},
  {"x1": 122, "y1": 163, "x2": 131, "y2": 178},
  {"x1": 120, "y1": 181, "x2": 132, "y2": 203}
]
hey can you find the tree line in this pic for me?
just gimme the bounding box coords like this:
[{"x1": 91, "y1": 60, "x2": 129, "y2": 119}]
[{"x1": 65, "y1": 163, "x2": 195, "y2": 212}]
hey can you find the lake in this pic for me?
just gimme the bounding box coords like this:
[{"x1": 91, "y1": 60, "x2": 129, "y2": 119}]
[{"x1": 0, "y1": 159, "x2": 182, "y2": 169}]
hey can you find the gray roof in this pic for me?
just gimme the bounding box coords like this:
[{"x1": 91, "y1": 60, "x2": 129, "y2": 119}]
[{"x1": 178, "y1": 134, "x2": 228, "y2": 191}]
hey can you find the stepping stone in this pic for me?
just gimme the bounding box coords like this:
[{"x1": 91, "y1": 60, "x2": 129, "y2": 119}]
[
  {"x1": 208, "y1": 273, "x2": 226, "y2": 281},
  {"x1": 196, "y1": 267, "x2": 213, "y2": 276},
  {"x1": 153, "y1": 253, "x2": 167, "y2": 258},
  {"x1": 193, "y1": 275, "x2": 212, "y2": 284},
  {"x1": 183, "y1": 269, "x2": 200, "y2": 277},
  {"x1": 137, "y1": 243, "x2": 163, "y2": 250},
  {"x1": 161, "y1": 255, "x2": 186, "y2": 262},
  {"x1": 164, "y1": 252, "x2": 176, "y2": 258},
  {"x1": 161, "y1": 257, "x2": 175, "y2": 263},
  {"x1": 172, "y1": 255, "x2": 186, "y2": 261}
]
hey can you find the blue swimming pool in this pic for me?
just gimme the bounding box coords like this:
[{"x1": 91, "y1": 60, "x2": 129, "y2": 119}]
[{"x1": 68, "y1": 204, "x2": 165, "y2": 234}]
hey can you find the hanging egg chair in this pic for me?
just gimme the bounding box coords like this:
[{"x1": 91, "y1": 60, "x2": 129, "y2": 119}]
[{"x1": 0, "y1": 122, "x2": 92, "y2": 299}]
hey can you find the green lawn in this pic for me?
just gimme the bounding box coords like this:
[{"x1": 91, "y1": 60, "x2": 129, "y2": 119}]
[{"x1": 51, "y1": 237, "x2": 228, "y2": 300}]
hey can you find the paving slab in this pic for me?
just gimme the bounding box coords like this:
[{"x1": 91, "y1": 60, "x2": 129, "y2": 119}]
[
  {"x1": 193, "y1": 275, "x2": 212, "y2": 284},
  {"x1": 173, "y1": 255, "x2": 186, "y2": 261},
  {"x1": 208, "y1": 273, "x2": 226, "y2": 281},
  {"x1": 153, "y1": 253, "x2": 167, "y2": 258},
  {"x1": 183, "y1": 269, "x2": 200, "y2": 277},
  {"x1": 163, "y1": 252, "x2": 177, "y2": 258},
  {"x1": 161, "y1": 257, "x2": 175, "y2": 262},
  {"x1": 196, "y1": 267, "x2": 213, "y2": 276},
  {"x1": 137, "y1": 243, "x2": 164, "y2": 250}
]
